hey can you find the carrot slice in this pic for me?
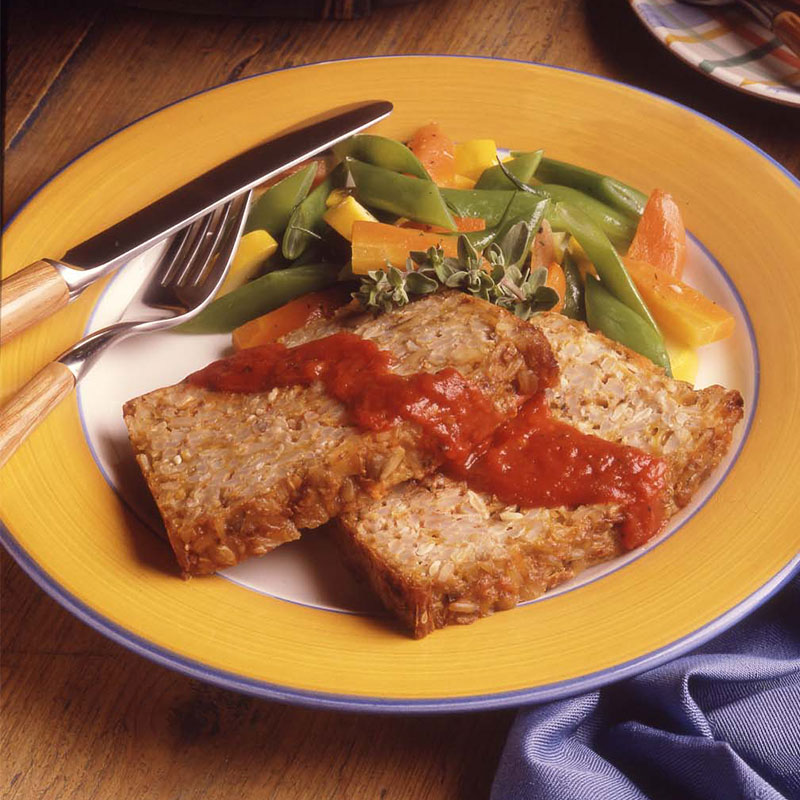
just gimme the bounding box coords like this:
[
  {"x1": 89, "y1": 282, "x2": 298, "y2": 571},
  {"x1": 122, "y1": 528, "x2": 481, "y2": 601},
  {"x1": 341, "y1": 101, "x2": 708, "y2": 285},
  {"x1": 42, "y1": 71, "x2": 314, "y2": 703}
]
[
  {"x1": 399, "y1": 216, "x2": 486, "y2": 233},
  {"x1": 545, "y1": 262, "x2": 566, "y2": 313},
  {"x1": 406, "y1": 123, "x2": 456, "y2": 187},
  {"x1": 623, "y1": 257, "x2": 734, "y2": 347},
  {"x1": 232, "y1": 287, "x2": 350, "y2": 351},
  {"x1": 452, "y1": 216, "x2": 486, "y2": 233},
  {"x1": 531, "y1": 219, "x2": 555, "y2": 270},
  {"x1": 627, "y1": 189, "x2": 687, "y2": 279},
  {"x1": 351, "y1": 220, "x2": 460, "y2": 274}
]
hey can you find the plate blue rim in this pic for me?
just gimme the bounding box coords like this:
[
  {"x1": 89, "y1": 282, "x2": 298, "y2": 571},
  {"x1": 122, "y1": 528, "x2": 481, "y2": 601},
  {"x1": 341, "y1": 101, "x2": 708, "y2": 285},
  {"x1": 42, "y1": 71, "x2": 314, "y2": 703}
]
[{"x1": 2, "y1": 54, "x2": 799, "y2": 714}]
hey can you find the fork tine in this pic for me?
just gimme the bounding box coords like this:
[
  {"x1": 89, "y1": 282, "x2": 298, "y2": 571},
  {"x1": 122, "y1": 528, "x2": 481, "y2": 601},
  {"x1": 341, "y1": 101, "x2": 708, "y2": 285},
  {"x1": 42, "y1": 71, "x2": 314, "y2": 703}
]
[
  {"x1": 137, "y1": 191, "x2": 249, "y2": 314},
  {"x1": 159, "y1": 211, "x2": 216, "y2": 287},
  {"x1": 152, "y1": 221, "x2": 197, "y2": 285},
  {"x1": 139, "y1": 206, "x2": 223, "y2": 310},
  {"x1": 173, "y1": 200, "x2": 234, "y2": 289},
  {"x1": 179, "y1": 191, "x2": 251, "y2": 307}
]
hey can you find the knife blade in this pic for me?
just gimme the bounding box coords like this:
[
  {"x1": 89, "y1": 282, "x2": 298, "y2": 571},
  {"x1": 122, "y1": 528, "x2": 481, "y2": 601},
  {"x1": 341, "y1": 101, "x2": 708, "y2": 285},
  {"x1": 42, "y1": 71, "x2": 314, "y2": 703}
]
[
  {"x1": 65, "y1": 100, "x2": 393, "y2": 270},
  {"x1": 0, "y1": 100, "x2": 393, "y2": 345}
]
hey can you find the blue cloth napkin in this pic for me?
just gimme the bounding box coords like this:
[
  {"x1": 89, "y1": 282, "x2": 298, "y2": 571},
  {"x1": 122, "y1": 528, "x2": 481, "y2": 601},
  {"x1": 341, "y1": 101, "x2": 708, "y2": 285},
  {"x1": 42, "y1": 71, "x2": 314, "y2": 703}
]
[{"x1": 491, "y1": 573, "x2": 800, "y2": 800}]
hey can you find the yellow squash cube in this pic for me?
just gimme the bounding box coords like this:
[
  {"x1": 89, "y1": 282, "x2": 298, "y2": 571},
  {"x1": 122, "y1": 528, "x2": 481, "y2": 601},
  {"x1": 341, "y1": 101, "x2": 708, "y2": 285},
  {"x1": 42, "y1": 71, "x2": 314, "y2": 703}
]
[
  {"x1": 217, "y1": 229, "x2": 278, "y2": 297},
  {"x1": 325, "y1": 188, "x2": 350, "y2": 208},
  {"x1": 665, "y1": 337, "x2": 699, "y2": 385},
  {"x1": 624, "y1": 257, "x2": 735, "y2": 347},
  {"x1": 454, "y1": 139, "x2": 498, "y2": 181},
  {"x1": 323, "y1": 195, "x2": 378, "y2": 241},
  {"x1": 450, "y1": 174, "x2": 477, "y2": 190}
]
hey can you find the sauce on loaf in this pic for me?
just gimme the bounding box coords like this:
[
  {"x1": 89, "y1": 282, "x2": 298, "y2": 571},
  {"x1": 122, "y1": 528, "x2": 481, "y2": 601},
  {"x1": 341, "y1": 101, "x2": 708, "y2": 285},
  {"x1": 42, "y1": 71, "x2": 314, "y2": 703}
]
[{"x1": 188, "y1": 331, "x2": 666, "y2": 548}]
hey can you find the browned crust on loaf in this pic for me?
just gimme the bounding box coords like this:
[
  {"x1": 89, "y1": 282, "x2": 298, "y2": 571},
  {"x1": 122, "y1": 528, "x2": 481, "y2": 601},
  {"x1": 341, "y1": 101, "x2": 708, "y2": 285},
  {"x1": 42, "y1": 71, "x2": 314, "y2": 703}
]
[
  {"x1": 669, "y1": 388, "x2": 744, "y2": 508},
  {"x1": 123, "y1": 292, "x2": 555, "y2": 577},
  {"x1": 334, "y1": 475, "x2": 624, "y2": 638}
]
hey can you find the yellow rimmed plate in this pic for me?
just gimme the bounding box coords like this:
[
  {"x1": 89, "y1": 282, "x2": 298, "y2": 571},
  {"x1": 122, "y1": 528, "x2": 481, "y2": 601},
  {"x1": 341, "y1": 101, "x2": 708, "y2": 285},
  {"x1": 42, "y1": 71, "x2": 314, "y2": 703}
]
[{"x1": 2, "y1": 56, "x2": 799, "y2": 712}]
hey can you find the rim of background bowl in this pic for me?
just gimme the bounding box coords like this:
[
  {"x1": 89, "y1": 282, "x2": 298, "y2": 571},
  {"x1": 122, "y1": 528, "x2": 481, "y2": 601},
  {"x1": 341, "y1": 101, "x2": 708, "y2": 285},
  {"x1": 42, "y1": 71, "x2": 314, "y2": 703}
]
[{"x1": 628, "y1": 0, "x2": 800, "y2": 109}]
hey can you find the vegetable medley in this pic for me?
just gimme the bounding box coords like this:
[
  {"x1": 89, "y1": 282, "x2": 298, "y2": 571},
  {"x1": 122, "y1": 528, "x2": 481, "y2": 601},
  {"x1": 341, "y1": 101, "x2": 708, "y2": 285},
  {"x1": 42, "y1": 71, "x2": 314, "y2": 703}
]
[{"x1": 183, "y1": 123, "x2": 736, "y2": 385}]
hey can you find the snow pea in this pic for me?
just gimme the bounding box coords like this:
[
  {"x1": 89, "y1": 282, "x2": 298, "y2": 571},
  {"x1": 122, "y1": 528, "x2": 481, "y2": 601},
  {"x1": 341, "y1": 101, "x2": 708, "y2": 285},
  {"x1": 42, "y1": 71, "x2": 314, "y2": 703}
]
[
  {"x1": 441, "y1": 187, "x2": 632, "y2": 250},
  {"x1": 333, "y1": 134, "x2": 431, "y2": 180},
  {"x1": 527, "y1": 184, "x2": 637, "y2": 251},
  {"x1": 345, "y1": 158, "x2": 457, "y2": 231},
  {"x1": 441, "y1": 188, "x2": 535, "y2": 227},
  {"x1": 553, "y1": 202, "x2": 657, "y2": 330},
  {"x1": 534, "y1": 157, "x2": 647, "y2": 218},
  {"x1": 495, "y1": 196, "x2": 549, "y2": 253},
  {"x1": 474, "y1": 150, "x2": 543, "y2": 190},
  {"x1": 178, "y1": 263, "x2": 339, "y2": 333},
  {"x1": 585, "y1": 276, "x2": 671, "y2": 373},
  {"x1": 245, "y1": 163, "x2": 317, "y2": 236},
  {"x1": 561, "y1": 253, "x2": 585, "y2": 321},
  {"x1": 282, "y1": 164, "x2": 345, "y2": 261}
]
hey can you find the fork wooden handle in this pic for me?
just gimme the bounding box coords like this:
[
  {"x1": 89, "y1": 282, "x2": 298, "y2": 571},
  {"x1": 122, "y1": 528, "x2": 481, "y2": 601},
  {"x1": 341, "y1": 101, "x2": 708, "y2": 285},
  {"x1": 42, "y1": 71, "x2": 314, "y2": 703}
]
[
  {"x1": 0, "y1": 362, "x2": 76, "y2": 468},
  {"x1": 0, "y1": 261, "x2": 70, "y2": 346}
]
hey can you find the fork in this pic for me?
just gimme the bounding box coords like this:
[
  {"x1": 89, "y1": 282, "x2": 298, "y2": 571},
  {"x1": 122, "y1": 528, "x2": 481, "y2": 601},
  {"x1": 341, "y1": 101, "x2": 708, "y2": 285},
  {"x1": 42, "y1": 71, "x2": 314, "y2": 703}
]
[{"x1": 0, "y1": 190, "x2": 251, "y2": 469}]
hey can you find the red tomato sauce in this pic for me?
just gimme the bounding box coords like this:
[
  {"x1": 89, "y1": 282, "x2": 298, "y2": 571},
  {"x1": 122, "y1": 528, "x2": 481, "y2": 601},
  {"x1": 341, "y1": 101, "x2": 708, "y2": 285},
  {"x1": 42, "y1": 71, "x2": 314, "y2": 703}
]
[
  {"x1": 188, "y1": 331, "x2": 667, "y2": 548},
  {"x1": 452, "y1": 396, "x2": 667, "y2": 550},
  {"x1": 188, "y1": 332, "x2": 508, "y2": 463}
]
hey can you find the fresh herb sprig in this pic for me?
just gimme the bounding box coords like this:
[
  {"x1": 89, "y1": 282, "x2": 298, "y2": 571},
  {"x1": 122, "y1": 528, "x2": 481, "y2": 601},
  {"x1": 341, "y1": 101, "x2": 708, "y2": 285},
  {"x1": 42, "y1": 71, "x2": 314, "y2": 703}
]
[{"x1": 354, "y1": 220, "x2": 560, "y2": 320}]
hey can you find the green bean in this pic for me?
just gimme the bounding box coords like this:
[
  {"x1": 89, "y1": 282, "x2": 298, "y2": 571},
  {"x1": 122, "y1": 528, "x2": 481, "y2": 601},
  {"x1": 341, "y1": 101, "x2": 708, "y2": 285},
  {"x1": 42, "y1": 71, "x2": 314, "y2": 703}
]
[
  {"x1": 585, "y1": 276, "x2": 671, "y2": 373},
  {"x1": 441, "y1": 189, "x2": 551, "y2": 255},
  {"x1": 441, "y1": 187, "x2": 632, "y2": 250},
  {"x1": 528, "y1": 184, "x2": 637, "y2": 251},
  {"x1": 333, "y1": 134, "x2": 431, "y2": 180},
  {"x1": 496, "y1": 192, "x2": 550, "y2": 248},
  {"x1": 559, "y1": 202, "x2": 670, "y2": 372},
  {"x1": 289, "y1": 243, "x2": 330, "y2": 267},
  {"x1": 474, "y1": 150, "x2": 543, "y2": 190},
  {"x1": 245, "y1": 163, "x2": 317, "y2": 236},
  {"x1": 554, "y1": 202, "x2": 657, "y2": 330},
  {"x1": 441, "y1": 188, "x2": 535, "y2": 227},
  {"x1": 562, "y1": 253, "x2": 585, "y2": 321},
  {"x1": 534, "y1": 157, "x2": 647, "y2": 218},
  {"x1": 345, "y1": 158, "x2": 457, "y2": 231},
  {"x1": 282, "y1": 164, "x2": 344, "y2": 261},
  {"x1": 178, "y1": 264, "x2": 339, "y2": 334}
]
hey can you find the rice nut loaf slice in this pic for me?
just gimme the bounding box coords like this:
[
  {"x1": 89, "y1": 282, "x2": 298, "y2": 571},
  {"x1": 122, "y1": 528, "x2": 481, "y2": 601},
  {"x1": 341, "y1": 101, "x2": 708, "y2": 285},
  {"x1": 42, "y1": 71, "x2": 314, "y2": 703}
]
[
  {"x1": 123, "y1": 292, "x2": 556, "y2": 576},
  {"x1": 334, "y1": 312, "x2": 745, "y2": 637}
]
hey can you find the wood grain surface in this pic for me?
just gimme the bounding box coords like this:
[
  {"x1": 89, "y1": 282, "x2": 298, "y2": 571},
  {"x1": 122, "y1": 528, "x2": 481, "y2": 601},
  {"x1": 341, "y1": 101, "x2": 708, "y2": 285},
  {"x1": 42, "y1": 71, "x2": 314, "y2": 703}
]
[{"x1": 2, "y1": 1, "x2": 798, "y2": 798}]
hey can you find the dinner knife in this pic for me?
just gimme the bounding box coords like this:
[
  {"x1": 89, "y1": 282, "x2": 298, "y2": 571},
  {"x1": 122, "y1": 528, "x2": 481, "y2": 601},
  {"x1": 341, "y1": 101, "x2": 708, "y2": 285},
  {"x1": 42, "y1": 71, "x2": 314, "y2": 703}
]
[{"x1": 0, "y1": 100, "x2": 393, "y2": 346}]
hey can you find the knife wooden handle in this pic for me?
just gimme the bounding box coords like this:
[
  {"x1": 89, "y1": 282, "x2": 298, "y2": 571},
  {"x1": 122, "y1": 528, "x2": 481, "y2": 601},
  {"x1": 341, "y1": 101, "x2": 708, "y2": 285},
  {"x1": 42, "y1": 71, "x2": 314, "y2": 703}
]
[
  {"x1": 774, "y1": 11, "x2": 800, "y2": 57},
  {"x1": 0, "y1": 362, "x2": 75, "y2": 468},
  {"x1": 0, "y1": 261, "x2": 70, "y2": 346}
]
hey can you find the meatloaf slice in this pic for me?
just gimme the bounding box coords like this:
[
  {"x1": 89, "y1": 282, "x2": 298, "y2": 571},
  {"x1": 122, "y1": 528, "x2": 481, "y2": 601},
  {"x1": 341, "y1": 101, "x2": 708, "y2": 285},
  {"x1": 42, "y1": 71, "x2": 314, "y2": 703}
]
[
  {"x1": 334, "y1": 312, "x2": 744, "y2": 637},
  {"x1": 123, "y1": 292, "x2": 555, "y2": 576}
]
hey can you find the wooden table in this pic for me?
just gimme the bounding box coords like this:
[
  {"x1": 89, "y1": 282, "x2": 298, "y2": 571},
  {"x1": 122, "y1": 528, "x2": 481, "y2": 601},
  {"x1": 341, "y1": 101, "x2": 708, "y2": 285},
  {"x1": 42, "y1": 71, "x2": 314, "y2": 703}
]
[{"x1": 3, "y1": 2, "x2": 798, "y2": 797}]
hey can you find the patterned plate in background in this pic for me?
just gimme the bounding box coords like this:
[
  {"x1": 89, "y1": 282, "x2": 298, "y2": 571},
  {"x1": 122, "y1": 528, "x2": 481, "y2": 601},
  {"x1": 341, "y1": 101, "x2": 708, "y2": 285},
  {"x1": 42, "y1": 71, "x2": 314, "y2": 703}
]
[{"x1": 630, "y1": 0, "x2": 800, "y2": 106}]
